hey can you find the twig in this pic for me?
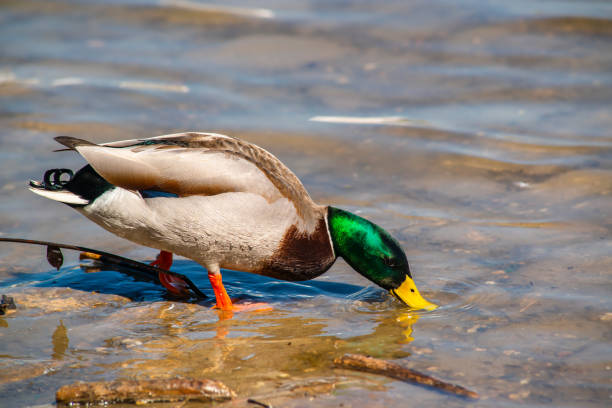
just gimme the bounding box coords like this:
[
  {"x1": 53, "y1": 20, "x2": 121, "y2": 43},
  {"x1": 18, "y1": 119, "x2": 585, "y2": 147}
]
[
  {"x1": 248, "y1": 398, "x2": 273, "y2": 408},
  {"x1": 0, "y1": 237, "x2": 206, "y2": 299},
  {"x1": 334, "y1": 354, "x2": 478, "y2": 399}
]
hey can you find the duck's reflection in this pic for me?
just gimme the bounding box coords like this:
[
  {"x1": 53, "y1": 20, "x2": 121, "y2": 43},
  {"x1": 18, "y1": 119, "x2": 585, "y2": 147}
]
[
  {"x1": 80, "y1": 256, "x2": 423, "y2": 351},
  {"x1": 397, "y1": 313, "x2": 420, "y2": 343}
]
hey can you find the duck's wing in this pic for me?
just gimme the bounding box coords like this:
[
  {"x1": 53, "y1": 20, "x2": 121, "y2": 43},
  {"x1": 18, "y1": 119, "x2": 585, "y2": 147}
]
[{"x1": 55, "y1": 132, "x2": 322, "y2": 230}]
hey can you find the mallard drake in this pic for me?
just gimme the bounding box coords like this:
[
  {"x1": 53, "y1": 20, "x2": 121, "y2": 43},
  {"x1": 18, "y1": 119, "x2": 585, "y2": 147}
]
[{"x1": 29, "y1": 132, "x2": 436, "y2": 311}]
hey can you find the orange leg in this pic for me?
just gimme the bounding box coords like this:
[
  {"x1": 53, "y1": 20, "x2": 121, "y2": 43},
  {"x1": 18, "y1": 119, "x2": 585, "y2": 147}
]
[
  {"x1": 150, "y1": 251, "x2": 190, "y2": 297},
  {"x1": 208, "y1": 270, "x2": 233, "y2": 310},
  {"x1": 207, "y1": 266, "x2": 272, "y2": 314}
]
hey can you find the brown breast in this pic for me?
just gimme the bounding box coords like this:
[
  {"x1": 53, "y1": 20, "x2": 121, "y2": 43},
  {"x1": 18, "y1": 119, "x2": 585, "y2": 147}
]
[{"x1": 260, "y1": 215, "x2": 336, "y2": 281}]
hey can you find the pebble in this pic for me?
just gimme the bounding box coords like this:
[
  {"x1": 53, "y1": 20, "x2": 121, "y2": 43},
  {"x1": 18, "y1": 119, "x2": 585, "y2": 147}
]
[
  {"x1": 467, "y1": 324, "x2": 484, "y2": 334},
  {"x1": 412, "y1": 347, "x2": 433, "y2": 355},
  {"x1": 121, "y1": 338, "x2": 143, "y2": 348}
]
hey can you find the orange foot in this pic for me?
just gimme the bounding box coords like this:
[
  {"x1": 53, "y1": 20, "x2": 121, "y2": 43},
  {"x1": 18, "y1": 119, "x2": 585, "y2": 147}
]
[
  {"x1": 150, "y1": 251, "x2": 190, "y2": 297},
  {"x1": 232, "y1": 302, "x2": 273, "y2": 312},
  {"x1": 207, "y1": 271, "x2": 272, "y2": 313}
]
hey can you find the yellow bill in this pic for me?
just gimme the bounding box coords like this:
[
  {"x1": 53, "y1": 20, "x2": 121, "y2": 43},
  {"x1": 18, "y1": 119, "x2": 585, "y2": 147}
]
[{"x1": 391, "y1": 276, "x2": 438, "y2": 311}]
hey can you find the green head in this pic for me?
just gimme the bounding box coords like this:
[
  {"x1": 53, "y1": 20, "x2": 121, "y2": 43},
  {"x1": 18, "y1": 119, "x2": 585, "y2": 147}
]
[{"x1": 328, "y1": 207, "x2": 437, "y2": 311}]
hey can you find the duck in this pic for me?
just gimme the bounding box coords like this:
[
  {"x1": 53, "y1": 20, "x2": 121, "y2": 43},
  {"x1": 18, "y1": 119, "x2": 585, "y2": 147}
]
[{"x1": 28, "y1": 132, "x2": 437, "y2": 311}]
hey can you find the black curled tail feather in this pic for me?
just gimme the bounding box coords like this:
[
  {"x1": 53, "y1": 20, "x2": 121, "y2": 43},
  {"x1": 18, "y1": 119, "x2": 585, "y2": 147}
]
[
  {"x1": 30, "y1": 165, "x2": 114, "y2": 206},
  {"x1": 43, "y1": 169, "x2": 73, "y2": 190},
  {"x1": 29, "y1": 168, "x2": 74, "y2": 190}
]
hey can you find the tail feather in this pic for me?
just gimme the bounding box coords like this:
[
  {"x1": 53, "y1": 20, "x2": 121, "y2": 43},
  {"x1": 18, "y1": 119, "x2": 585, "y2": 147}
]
[
  {"x1": 54, "y1": 136, "x2": 96, "y2": 150},
  {"x1": 29, "y1": 164, "x2": 114, "y2": 206},
  {"x1": 28, "y1": 186, "x2": 89, "y2": 205}
]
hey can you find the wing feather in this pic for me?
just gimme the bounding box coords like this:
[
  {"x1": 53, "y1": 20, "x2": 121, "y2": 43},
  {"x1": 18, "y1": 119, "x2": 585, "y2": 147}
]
[{"x1": 56, "y1": 133, "x2": 323, "y2": 230}]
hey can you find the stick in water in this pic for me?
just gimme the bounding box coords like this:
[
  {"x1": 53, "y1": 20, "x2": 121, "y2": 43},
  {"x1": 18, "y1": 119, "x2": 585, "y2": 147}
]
[{"x1": 334, "y1": 354, "x2": 478, "y2": 399}]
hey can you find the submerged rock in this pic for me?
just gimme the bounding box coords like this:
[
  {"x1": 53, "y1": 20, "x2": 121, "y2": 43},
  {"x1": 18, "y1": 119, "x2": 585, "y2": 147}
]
[
  {"x1": 4, "y1": 287, "x2": 129, "y2": 314},
  {"x1": 56, "y1": 377, "x2": 235, "y2": 405}
]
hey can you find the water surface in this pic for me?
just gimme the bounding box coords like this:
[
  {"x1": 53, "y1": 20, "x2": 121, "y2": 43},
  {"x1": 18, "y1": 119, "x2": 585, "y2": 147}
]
[{"x1": 1, "y1": 1, "x2": 611, "y2": 406}]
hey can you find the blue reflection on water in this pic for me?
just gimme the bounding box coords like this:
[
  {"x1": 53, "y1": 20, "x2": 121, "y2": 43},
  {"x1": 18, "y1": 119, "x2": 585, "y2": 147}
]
[{"x1": 0, "y1": 259, "x2": 383, "y2": 306}]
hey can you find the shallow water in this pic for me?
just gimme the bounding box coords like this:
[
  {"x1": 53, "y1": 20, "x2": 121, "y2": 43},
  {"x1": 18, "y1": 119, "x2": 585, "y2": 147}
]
[{"x1": 1, "y1": 0, "x2": 611, "y2": 406}]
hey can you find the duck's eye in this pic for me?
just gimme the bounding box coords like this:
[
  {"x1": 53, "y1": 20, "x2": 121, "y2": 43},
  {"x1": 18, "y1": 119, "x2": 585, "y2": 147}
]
[{"x1": 382, "y1": 255, "x2": 397, "y2": 267}]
